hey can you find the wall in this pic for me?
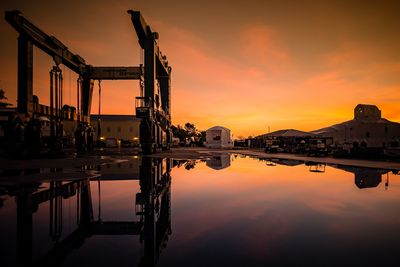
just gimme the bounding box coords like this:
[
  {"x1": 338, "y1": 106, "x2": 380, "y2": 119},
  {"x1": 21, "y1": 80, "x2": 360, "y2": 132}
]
[
  {"x1": 95, "y1": 119, "x2": 140, "y2": 142},
  {"x1": 330, "y1": 121, "x2": 400, "y2": 148},
  {"x1": 205, "y1": 127, "x2": 233, "y2": 149}
]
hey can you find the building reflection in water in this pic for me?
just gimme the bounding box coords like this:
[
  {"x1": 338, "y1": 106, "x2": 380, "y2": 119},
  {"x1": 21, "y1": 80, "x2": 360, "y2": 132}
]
[
  {"x1": 206, "y1": 154, "x2": 231, "y2": 170},
  {"x1": 173, "y1": 154, "x2": 232, "y2": 171},
  {"x1": 257, "y1": 157, "x2": 392, "y2": 190},
  {"x1": 0, "y1": 157, "x2": 172, "y2": 267},
  {"x1": 334, "y1": 165, "x2": 389, "y2": 189}
]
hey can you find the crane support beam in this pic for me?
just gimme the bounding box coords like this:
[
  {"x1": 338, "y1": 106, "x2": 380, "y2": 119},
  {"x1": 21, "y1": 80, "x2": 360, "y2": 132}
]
[
  {"x1": 127, "y1": 10, "x2": 169, "y2": 76},
  {"x1": 17, "y1": 34, "x2": 33, "y2": 114},
  {"x1": 88, "y1": 66, "x2": 143, "y2": 80},
  {"x1": 128, "y1": 10, "x2": 150, "y2": 48},
  {"x1": 128, "y1": 10, "x2": 173, "y2": 154},
  {"x1": 5, "y1": 10, "x2": 86, "y2": 74}
]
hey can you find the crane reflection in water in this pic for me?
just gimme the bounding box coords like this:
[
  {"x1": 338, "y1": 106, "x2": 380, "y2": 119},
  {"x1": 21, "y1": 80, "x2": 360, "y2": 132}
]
[{"x1": 0, "y1": 157, "x2": 171, "y2": 267}]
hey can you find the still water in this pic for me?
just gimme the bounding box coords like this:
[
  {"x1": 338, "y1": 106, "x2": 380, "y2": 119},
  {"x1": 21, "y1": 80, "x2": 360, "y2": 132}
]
[{"x1": 0, "y1": 155, "x2": 399, "y2": 266}]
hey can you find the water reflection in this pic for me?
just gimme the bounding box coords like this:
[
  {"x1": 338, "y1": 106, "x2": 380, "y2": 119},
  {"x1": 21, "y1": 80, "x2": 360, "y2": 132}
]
[
  {"x1": 1, "y1": 155, "x2": 399, "y2": 266},
  {"x1": 0, "y1": 157, "x2": 171, "y2": 267},
  {"x1": 306, "y1": 162, "x2": 326, "y2": 173},
  {"x1": 257, "y1": 157, "x2": 395, "y2": 190},
  {"x1": 335, "y1": 166, "x2": 388, "y2": 189},
  {"x1": 168, "y1": 157, "x2": 400, "y2": 266},
  {"x1": 175, "y1": 156, "x2": 395, "y2": 191},
  {"x1": 206, "y1": 154, "x2": 231, "y2": 170}
]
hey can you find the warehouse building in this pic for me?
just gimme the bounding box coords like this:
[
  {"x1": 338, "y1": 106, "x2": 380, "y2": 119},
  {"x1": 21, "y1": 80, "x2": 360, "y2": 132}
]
[
  {"x1": 90, "y1": 115, "x2": 141, "y2": 146},
  {"x1": 312, "y1": 104, "x2": 400, "y2": 149}
]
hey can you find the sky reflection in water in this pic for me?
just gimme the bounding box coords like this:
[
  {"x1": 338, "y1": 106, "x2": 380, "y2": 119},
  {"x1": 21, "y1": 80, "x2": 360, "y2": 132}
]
[
  {"x1": 166, "y1": 156, "x2": 400, "y2": 266},
  {"x1": 0, "y1": 155, "x2": 399, "y2": 266}
]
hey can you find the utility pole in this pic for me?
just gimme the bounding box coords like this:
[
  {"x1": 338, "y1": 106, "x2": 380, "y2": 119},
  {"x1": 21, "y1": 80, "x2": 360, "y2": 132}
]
[{"x1": 97, "y1": 80, "x2": 101, "y2": 143}]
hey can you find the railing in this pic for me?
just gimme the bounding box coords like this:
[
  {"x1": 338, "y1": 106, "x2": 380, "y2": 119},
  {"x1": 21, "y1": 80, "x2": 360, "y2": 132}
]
[{"x1": 135, "y1": 97, "x2": 153, "y2": 109}]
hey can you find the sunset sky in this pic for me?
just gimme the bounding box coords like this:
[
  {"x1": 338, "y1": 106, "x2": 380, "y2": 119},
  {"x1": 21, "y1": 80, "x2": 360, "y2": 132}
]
[{"x1": 0, "y1": 0, "x2": 399, "y2": 137}]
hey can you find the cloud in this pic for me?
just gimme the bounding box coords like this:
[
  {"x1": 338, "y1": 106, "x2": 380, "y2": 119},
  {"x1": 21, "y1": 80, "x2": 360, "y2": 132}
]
[
  {"x1": 237, "y1": 25, "x2": 295, "y2": 75},
  {"x1": 154, "y1": 21, "x2": 400, "y2": 135},
  {"x1": 149, "y1": 22, "x2": 301, "y2": 134},
  {"x1": 287, "y1": 42, "x2": 400, "y2": 125}
]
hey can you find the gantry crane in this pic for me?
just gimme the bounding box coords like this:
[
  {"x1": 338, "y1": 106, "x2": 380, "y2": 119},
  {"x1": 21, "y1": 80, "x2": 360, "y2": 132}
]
[{"x1": 5, "y1": 10, "x2": 172, "y2": 154}]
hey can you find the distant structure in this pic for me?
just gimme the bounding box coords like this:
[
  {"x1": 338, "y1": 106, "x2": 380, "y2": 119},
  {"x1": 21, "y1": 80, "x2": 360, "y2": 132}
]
[
  {"x1": 205, "y1": 126, "x2": 233, "y2": 149},
  {"x1": 354, "y1": 104, "x2": 381, "y2": 120},
  {"x1": 312, "y1": 104, "x2": 400, "y2": 148},
  {"x1": 90, "y1": 115, "x2": 140, "y2": 145}
]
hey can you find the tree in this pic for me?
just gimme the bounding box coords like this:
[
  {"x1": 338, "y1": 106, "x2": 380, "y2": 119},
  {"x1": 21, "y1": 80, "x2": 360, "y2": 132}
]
[
  {"x1": 171, "y1": 124, "x2": 187, "y2": 141},
  {"x1": 0, "y1": 89, "x2": 11, "y2": 107},
  {"x1": 172, "y1": 122, "x2": 204, "y2": 143},
  {"x1": 200, "y1": 130, "x2": 206, "y2": 140},
  {"x1": 184, "y1": 122, "x2": 197, "y2": 137}
]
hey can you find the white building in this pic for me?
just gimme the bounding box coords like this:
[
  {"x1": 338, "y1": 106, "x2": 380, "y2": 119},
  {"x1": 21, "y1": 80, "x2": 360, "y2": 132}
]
[{"x1": 205, "y1": 126, "x2": 233, "y2": 149}]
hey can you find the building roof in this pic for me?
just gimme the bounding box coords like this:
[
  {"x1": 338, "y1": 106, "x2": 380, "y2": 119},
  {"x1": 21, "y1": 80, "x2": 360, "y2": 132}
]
[
  {"x1": 206, "y1": 126, "x2": 230, "y2": 132},
  {"x1": 311, "y1": 118, "x2": 398, "y2": 135},
  {"x1": 90, "y1": 114, "x2": 141, "y2": 122},
  {"x1": 355, "y1": 104, "x2": 380, "y2": 109},
  {"x1": 261, "y1": 129, "x2": 316, "y2": 138}
]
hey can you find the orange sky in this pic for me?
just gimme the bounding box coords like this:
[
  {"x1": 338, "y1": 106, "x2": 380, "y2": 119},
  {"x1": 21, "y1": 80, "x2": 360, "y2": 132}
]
[{"x1": 1, "y1": 0, "x2": 399, "y2": 137}]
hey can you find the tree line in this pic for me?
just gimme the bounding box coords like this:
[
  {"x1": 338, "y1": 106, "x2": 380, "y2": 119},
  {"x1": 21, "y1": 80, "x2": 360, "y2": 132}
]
[
  {"x1": 0, "y1": 89, "x2": 11, "y2": 107},
  {"x1": 171, "y1": 122, "x2": 206, "y2": 144}
]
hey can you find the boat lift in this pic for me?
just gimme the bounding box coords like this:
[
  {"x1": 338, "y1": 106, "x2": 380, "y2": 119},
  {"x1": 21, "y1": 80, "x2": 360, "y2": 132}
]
[{"x1": 5, "y1": 10, "x2": 172, "y2": 154}]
